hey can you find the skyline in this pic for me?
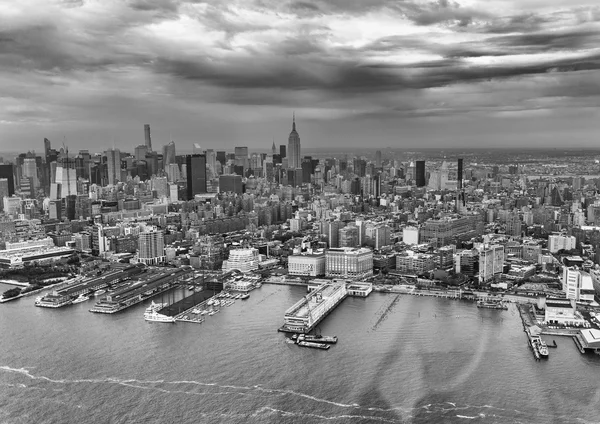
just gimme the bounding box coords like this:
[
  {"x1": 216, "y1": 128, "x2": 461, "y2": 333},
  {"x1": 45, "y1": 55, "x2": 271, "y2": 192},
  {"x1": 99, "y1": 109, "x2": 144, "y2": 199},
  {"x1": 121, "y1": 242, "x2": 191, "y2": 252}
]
[{"x1": 1, "y1": 0, "x2": 600, "y2": 150}]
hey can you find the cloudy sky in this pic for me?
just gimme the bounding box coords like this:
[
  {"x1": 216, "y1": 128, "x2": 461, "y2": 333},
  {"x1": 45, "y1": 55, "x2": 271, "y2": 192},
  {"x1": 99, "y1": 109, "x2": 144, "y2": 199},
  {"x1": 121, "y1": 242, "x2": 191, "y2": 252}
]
[{"x1": 1, "y1": 0, "x2": 599, "y2": 153}]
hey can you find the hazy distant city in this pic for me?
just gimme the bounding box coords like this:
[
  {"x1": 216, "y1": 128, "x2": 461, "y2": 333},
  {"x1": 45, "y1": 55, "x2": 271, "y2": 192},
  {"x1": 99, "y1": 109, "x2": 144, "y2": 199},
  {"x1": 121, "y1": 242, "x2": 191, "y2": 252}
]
[{"x1": 2, "y1": 0, "x2": 600, "y2": 423}]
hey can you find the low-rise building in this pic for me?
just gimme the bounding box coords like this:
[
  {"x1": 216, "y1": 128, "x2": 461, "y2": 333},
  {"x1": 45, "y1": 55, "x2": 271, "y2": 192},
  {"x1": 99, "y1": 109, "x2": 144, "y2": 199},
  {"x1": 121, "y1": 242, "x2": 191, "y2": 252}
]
[
  {"x1": 288, "y1": 251, "x2": 326, "y2": 277},
  {"x1": 325, "y1": 247, "x2": 373, "y2": 280}
]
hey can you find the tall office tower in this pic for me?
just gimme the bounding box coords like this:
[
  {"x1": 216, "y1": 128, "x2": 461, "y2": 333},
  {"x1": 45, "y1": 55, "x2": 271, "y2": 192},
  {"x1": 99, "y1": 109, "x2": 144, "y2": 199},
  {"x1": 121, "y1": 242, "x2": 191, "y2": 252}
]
[
  {"x1": 280, "y1": 144, "x2": 286, "y2": 159},
  {"x1": 457, "y1": 158, "x2": 463, "y2": 190},
  {"x1": 216, "y1": 151, "x2": 227, "y2": 166},
  {"x1": 234, "y1": 146, "x2": 249, "y2": 170},
  {"x1": 138, "y1": 229, "x2": 165, "y2": 265},
  {"x1": 105, "y1": 148, "x2": 121, "y2": 186},
  {"x1": 145, "y1": 151, "x2": 159, "y2": 177},
  {"x1": 144, "y1": 124, "x2": 152, "y2": 151},
  {"x1": 205, "y1": 149, "x2": 217, "y2": 174},
  {"x1": 134, "y1": 145, "x2": 148, "y2": 161},
  {"x1": 53, "y1": 157, "x2": 77, "y2": 199},
  {"x1": 166, "y1": 163, "x2": 180, "y2": 182},
  {"x1": 43, "y1": 138, "x2": 51, "y2": 162},
  {"x1": 415, "y1": 160, "x2": 426, "y2": 187},
  {"x1": 287, "y1": 114, "x2": 301, "y2": 170},
  {"x1": 22, "y1": 158, "x2": 38, "y2": 190},
  {"x1": 0, "y1": 178, "x2": 8, "y2": 210},
  {"x1": 162, "y1": 141, "x2": 176, "y2": 170},
  {"x1": 0, "y1": 164, "x2": 15, "y2": 196},
  {"x1": 185, "y1": 154, "x2": 207, "y2": 200},
  {"x1": 272, "y1": 140, "x2": 277, "y2": 155},
  {"x1": 375, "y1": 150, "x2": 382, "y2": 168},
  {"x1": 219, "y1": 174, "x2": 243, "y2": 194}
]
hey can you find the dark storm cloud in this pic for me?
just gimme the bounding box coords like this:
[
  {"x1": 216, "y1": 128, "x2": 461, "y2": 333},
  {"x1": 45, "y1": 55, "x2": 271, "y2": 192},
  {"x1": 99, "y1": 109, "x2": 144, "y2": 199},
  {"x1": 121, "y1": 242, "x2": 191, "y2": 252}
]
[
  {"x1": 479, "y1": 13, "x2": 553, "y2": 34},
  {"x1": 406, "y1": 0, "x2": 489, "y2": 27},
  {"x1": 2, "y1": 0, "x2": 600, "y2": 149}
]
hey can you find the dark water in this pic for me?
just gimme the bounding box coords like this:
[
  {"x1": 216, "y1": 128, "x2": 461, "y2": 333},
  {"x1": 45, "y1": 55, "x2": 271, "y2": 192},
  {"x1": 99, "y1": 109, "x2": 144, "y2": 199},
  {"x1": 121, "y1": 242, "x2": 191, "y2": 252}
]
[{"x1": 1, "y1": 282, "x2": 599, "y2": 424}]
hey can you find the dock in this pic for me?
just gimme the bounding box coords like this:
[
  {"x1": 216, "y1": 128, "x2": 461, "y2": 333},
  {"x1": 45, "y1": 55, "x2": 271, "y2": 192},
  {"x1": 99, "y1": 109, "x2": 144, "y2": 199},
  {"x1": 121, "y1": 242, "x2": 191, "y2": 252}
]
[
  {"x1": 157, "y1": 287, "x2": 221, "y2": 323},
  {"x1": 35, "y1": 264, "x2": 143, "y2": 308},
  {"x1": 90, "y1": 268, "x2": 192, "y2": 314},
  {"x1": 279, "y1": 281, "x2": 347, "y2": 334}
]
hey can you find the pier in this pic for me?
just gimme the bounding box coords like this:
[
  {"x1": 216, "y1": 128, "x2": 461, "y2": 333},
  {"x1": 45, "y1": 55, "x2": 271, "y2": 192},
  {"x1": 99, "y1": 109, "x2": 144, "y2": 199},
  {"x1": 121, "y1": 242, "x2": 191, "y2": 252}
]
[
  {"x1": 279, "y1": 281, "x2": 347, "y2": 334},
  {"x1": 158, "y1": 287, "x2": 221, "y2": 319},
  {"x1": 35, "y1": 264, "x2": 142, "y2": 308},
  {"x1": 90, "y1": 268, "x2": 192, "y2": 314}
]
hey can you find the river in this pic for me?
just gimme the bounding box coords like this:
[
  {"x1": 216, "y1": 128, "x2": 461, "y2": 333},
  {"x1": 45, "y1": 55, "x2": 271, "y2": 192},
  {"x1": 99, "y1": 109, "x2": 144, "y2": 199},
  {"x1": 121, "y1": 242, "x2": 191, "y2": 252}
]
[{"x1": 1, "y1": 283, "x2": 599, "y2": 423}]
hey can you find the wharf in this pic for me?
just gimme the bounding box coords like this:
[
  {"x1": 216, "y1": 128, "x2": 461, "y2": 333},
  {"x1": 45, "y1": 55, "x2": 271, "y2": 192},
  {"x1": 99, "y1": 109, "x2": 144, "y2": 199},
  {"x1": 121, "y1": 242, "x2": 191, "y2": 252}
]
[
  {"x1": 90, "y1": 268, "x2": 192, "y2": 314},
  {"x1": 159, "y1": 287, "x2": 220, "y2": 318},
  {"x1": 279, "y1": 281, "x2": 347, "y2": 334},
  {"x1": 34, "y1": 264, "x2": 142, "y2": 308}
]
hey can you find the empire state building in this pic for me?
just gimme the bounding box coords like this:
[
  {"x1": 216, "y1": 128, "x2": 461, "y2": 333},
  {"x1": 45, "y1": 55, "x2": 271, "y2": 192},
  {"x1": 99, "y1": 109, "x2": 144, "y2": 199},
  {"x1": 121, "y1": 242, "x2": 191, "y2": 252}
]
[{"x1": 287, "y1": 114, "x2": 301, "y2": 169}]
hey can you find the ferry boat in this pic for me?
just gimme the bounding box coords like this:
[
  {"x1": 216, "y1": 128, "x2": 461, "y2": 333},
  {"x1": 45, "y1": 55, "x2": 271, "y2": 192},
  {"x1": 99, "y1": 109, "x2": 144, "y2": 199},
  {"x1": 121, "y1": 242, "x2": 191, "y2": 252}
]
[
  {"x1": 295, "y1": 334, "x2": 338, "y2": 344},
  {"x1": 71, "y1": 294, "x2": 90, "y2": 304},
  {"x1": 297, "y1": 340, "x2": 330, "y2": 350},
  {"x1": 477, "y1": 299, "x2": 508, "y2": 310},
  {"x1": 240, "y1": 293, "x2": 250, "y2": 300},
  {"x1": 536, "y1": 339, "x2": 549, "y2": 358},
  {"x1": 144, "y1": 310, "x2": 176, "y2": 323},
  {"x1": 94, "y1": 289, "x2": 106, "y2": 297}
]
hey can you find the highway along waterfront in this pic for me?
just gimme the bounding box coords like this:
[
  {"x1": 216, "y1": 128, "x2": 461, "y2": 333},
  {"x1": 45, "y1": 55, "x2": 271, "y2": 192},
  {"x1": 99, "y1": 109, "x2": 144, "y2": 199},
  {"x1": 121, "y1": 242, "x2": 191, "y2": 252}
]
[{"x1": 1, "y1": 283, "x2": 600, "y2": 424}]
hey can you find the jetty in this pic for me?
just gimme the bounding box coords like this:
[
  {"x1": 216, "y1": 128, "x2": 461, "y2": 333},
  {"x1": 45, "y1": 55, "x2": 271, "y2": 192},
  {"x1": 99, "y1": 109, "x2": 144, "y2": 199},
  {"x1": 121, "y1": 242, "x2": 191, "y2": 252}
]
[{"x1": 279, "y1": 281, "x2": 347, "y2": 334}]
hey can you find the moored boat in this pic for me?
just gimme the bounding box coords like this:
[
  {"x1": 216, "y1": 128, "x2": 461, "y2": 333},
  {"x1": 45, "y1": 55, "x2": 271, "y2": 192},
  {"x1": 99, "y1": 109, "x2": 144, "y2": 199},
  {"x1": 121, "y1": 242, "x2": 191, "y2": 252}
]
[
  {"x1": 144, "y1": 310, "x2": 175, "y2": 323},
  {"x1": 297, "y1": 340, "x2": 330, "y2": 350},
  {"x1": 71, "y1": 294, "x2": 90, "y2": 304}
]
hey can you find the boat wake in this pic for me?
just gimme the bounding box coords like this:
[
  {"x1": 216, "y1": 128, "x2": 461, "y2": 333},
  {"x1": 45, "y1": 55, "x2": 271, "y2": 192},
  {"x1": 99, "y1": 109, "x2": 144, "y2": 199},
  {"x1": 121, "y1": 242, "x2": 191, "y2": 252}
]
[{"x1": 0, "y1": 365, "x2": 586, "y2": 423}]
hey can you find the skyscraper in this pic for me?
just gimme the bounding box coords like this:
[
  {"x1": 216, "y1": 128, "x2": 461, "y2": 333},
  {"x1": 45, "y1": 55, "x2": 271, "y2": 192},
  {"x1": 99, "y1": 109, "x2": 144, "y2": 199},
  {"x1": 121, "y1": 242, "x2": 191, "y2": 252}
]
[
  {"x1": 185, "y1": 154, "x2": 207, "y2": 200},
  {"x1": 457, "y1": 158, "x2": 463, "y2": 190},
  {"x1": 44, "y1": 138, "x2": 52, "y2": 162},
  {"x1": 272, "y1": 140, "x2": 277, "y2": 155},
  {"x1": 375, "y1": 150, "x2": 382, "y2": 168},
  {"x1": 22, "y1": 158, "x2": 38, "y2": 190},
  {"x1": 0, "y1": 164, "x2": 15, "y2": 196},
  {"x1": 287, "y1": 114, "x2": 301, "y2": 169},
  {"x1": 415, "y1": 161, "x2": 426, "y2": 187},
  {"x1": 144, "y1": 124, "x2": 152, "y2": 151},
  {"x1": 105, "y1": 148, "x2": 121, "y2": 186},
  {"x1": 219, "y1": 174, "x2": 243, "y2": 194},
  {"x1": 162, "y1": 141, "x2": 176, "y2": 170},
  {"x1": 280, "y1": 145, "x2": 286, "y2": 159}
]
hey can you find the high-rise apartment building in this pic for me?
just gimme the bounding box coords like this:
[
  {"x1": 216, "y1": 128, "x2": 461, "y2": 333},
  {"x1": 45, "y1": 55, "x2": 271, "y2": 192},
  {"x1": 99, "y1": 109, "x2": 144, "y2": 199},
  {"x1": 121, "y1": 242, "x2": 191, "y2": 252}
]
[
  {"x1": 287, "y1": 115, "x2": 301, "y2": 169},
  {"x1": 144, "y1": 124, "x2": 152, "y2": 151},
  {"x1": 548, "y1": 233, "x2": 576, "y2": 253},
  {"x1": 478, "y1": 244, "x2": 504, "y2": 283},
  {"x1": 138, "y1": 229, "x2": 165, "y2": 265},
  {"x1": 185, "y1": 154, "x2": 207, "y2": 200}
]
